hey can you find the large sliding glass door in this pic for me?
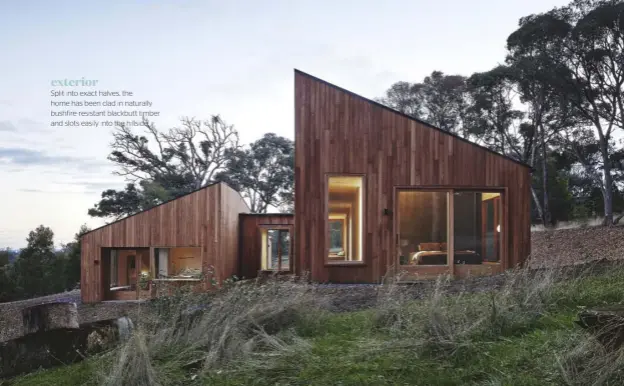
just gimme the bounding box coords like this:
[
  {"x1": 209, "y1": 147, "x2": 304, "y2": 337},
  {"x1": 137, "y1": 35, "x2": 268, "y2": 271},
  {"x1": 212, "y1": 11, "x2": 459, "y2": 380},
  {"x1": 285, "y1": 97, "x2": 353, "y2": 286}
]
[{"x1": 396, "y1": 188, "x2": 503, "y2": 278}]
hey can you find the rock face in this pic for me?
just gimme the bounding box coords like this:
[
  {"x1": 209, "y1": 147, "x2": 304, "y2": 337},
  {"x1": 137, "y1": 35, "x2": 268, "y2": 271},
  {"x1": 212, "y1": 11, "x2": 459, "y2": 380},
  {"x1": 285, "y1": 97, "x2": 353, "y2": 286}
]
[
  {"x1": 21, "y1": 302, "x2": 79, "y2": 335},
  {"x1": 0, "y1": 302, "x2": 132, "y2": 379},
  {"x1": 576, "y1": 306, "x2": 624, "y2": 350}
]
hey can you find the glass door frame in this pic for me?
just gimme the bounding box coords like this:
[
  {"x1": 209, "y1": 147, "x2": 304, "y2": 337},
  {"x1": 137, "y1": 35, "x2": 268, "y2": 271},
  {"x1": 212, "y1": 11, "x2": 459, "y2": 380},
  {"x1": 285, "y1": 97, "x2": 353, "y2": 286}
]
[
  {"x1": 393, "y1": 186, "x2": 507, "y2": 279},
  {"x1": 258, "y1": 224, "x2": 294, "y2": 273}
]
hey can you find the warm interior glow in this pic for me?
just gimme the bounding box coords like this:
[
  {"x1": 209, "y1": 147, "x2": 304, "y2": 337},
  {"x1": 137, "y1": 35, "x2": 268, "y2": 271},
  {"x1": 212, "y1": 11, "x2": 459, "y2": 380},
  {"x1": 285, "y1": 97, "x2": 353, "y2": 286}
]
[
  {"x1": 398, "y1": 190, "x2": 503, "y2": 266},
  {"x1": 152, "y1": 247, "x2": 202, "y2": 279},
  {"x1": 328, "y1": 176, "x2": 363, "y2": 262},
  {"x1": 397, "y1": 191, "x2": 449, "y2": 266}
]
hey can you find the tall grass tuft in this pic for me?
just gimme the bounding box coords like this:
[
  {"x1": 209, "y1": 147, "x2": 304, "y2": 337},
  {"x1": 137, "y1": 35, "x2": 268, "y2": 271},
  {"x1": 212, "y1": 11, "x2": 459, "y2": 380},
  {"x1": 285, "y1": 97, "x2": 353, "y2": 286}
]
[
  {"x1": 103, "y1": 274, "x2": 326, "y2": 385},
  {"x1": 374, "y1": 263, "x2": 566, "y2": 360}
]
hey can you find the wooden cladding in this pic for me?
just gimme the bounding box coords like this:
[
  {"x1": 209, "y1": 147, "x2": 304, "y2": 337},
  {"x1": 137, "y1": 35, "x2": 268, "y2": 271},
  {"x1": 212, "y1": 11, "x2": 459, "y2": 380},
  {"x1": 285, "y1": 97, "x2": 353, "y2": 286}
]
[
  {"x1": 81, "y1": 182, "x2": 250, "y2": 303},
  {"x1": 294, "y1": 70, "x2": 531, "y2": 284},
  {"x1": 238, "y1": 214, "x2": 294, "y2": 279}
]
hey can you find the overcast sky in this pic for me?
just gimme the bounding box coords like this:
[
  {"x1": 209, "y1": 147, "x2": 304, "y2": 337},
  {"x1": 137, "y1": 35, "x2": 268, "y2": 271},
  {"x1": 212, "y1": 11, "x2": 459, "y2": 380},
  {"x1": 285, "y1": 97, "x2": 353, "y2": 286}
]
[{"x1": 0, "y1": 0, "x2": 571, "y2": 249}]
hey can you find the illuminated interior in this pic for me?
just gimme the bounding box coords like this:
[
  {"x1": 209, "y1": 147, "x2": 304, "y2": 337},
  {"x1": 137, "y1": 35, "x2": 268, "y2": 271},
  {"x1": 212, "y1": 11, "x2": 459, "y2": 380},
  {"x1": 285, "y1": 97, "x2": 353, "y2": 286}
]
[
  {"x1": 153, "y1": 247, "x2": 202, "y2": 278},
  {"x1": 261, "y1": 229, "x2": 291, "y2": 271},
  {"x1": 397, "y1": 191, "x2": 449, "y2": 265},
  {"x1": 327, "y1": 176, "x2": 363, "y2": 262},
  {"x1": 106, "y1": 248, "x2": 149, "y2": 297},
  {"x1": 397, "y1": 190, "x2": 502, "y2": 266}
]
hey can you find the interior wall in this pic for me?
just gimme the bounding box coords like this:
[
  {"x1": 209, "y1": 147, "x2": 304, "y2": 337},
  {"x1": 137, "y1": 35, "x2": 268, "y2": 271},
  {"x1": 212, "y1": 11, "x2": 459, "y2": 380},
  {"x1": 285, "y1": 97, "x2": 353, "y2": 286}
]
[
  {"x1": 397, "y1": 191, "x2": 448, "y2": 256},
  {"x1": 353, "y1": 187, "x2": 361, "y2": 260},
  {"x1": 138, "y1": 249, "x2": 150, "y2": 275},
  {"x1": 116, "y1": 250, "x2": 135, "y2": 286},
  {"x1": 328, "y1": 189, "x2": 360, "y2": 260},
  {"x1": 110, "y1": 249, "x2": 150, "y2": 286},
  {"x1": 169, "y1": 247, "x2": 202, "y2": 275}
]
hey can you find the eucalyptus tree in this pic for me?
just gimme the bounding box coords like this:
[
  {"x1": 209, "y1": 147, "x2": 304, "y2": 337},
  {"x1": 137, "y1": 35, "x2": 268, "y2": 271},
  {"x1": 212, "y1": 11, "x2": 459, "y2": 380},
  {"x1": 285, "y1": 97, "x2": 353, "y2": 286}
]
[{"x1": 507, "y1": 0, "x2": 624, "y2": 225}]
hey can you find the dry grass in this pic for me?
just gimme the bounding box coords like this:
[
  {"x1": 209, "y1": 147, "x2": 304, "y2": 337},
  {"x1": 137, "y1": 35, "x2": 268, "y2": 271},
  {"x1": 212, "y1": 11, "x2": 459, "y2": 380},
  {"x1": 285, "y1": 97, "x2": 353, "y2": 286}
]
[
  {"x1": 373, "y1": 265, "x2": 562, "y2": 358},
  {"x1": 99, "y1": 275, "x2": 327, "y2": 385},
  {"x1": 12, "y1": 259, "x2": 624, "y2": 385}
]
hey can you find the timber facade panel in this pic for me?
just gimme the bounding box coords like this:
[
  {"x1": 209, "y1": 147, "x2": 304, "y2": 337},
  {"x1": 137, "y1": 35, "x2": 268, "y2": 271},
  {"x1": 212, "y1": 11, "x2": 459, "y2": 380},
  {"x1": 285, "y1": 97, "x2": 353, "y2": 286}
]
[
  {"x1": 80, "y1": 182, "x2": 249, "y2": 303},
  {"x1": 81, "y1": 69, "x2": 531, "y2": 302},
  {"x1": 294, "y1": 70, "x2": 531, "y2": 283}
]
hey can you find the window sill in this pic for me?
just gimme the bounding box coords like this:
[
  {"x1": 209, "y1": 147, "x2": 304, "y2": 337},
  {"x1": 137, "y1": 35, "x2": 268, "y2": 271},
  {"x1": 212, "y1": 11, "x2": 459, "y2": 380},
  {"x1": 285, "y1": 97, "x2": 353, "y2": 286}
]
[
  {"x1": 325, "y1": 261, "x2": 366, "y2": 267},
  {"x1": 152, "y1": 278, "x2": 203, "y2": 282}
]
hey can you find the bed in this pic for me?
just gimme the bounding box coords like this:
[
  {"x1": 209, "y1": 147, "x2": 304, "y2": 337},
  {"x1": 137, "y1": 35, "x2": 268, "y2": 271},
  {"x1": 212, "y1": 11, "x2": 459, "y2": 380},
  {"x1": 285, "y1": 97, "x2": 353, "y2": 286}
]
[{"x1": 407, "y1": 242, "x2": 483, "y2": 265}]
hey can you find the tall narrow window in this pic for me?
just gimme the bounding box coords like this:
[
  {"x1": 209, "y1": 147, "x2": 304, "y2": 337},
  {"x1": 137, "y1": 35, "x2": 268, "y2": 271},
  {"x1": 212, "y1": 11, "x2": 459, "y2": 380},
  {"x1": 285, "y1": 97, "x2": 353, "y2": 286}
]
[
  {"x1": 327, "y1": 176, "x2": 364, "y2": 262},
  {"x1": 261, "y1": 229, "x2": 291, "y2": 271}
]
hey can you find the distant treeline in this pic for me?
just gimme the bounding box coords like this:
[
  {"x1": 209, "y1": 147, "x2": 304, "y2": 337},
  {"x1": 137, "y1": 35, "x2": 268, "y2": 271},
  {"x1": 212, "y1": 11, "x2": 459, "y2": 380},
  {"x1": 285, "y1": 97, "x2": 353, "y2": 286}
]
[{"x1": 0, "y1": 225, "x2": 88, "y2": 303}]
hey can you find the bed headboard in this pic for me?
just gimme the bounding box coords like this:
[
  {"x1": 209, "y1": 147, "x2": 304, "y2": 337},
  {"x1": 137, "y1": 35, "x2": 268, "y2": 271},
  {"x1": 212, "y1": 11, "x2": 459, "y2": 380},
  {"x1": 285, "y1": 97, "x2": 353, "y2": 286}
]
[{"x1": 418, "y1": 242, "x2": 441, "y2": 251}]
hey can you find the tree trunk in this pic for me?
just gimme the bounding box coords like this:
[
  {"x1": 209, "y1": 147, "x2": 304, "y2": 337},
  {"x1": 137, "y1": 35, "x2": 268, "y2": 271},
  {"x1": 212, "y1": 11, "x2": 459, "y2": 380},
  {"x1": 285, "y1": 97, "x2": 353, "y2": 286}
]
[
  {"x1": 600, "y1": 140, "x2": 614, "y2": 226},
  {"x1": 531, "y1": 186, "x2": 544, "y2": 222},
  {"x1": 539, "y1": 124, "x2": 551, "y2": 227}
]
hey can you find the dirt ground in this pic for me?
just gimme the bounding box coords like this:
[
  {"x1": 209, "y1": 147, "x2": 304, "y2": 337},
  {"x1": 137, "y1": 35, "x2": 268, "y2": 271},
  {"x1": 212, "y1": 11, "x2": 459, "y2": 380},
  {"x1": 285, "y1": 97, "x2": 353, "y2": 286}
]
[{"x1": 529, "y1": 225, "x2": 624, "y2": 268}]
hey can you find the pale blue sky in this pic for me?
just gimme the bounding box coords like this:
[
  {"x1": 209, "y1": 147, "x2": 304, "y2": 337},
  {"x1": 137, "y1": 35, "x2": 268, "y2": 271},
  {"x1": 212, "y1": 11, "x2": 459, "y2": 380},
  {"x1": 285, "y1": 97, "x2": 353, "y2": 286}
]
[{"x1": 0, "y1": 0, "x2": 570, "y2": 248}]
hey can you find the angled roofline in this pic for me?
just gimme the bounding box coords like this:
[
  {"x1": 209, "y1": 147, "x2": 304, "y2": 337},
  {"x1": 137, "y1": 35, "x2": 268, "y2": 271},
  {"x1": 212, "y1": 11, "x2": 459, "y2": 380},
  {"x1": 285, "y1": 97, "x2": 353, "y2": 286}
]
[
  {"x1": 294, "y1": 69, "x2": 532, "y2": 170},
  {"x1": 82, "y1": 181, "x2": 249, "y2": 237}
]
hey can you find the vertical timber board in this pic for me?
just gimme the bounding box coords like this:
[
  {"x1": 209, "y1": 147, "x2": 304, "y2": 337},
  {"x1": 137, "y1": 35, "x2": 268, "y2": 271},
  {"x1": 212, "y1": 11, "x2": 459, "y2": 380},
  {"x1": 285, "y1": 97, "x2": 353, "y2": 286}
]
[
  {"x1": 219, "y1": 184, "x2": 251, "y2": 284},
  {"x1": 80, "y1": 182, "x2": 249, "y2": 302},
  {"x1": 294, "y1": 70, "x2": 532, "y2": 284}
]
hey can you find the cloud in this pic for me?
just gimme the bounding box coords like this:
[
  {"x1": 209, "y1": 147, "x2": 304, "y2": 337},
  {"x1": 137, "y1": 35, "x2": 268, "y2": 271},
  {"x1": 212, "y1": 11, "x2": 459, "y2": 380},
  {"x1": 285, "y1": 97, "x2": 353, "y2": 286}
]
[
  {"x1": 0, "y1": 121, "x2": 18, "y2": 132},
  {"x1": 58, "y1": 180, "x2": 125, "y2": 194},
  {"x1": 0, "y1": 147, "x2": 108, "y2": 172},
  {"x1": 17, "y1": 118, "x2": 42, "y2": 126},
  {"x1": 17, "y1": 179, "x2": 123, "y2": 195},
  {"x1": 18, "y1": 188, "x2": 83, "y2": 194},
  {"x1": 0, "y1": 119, "x2": 51, "y2": 135},
  {"x1": 0, "y1": 100, "x2": 11, "y2": 106}
]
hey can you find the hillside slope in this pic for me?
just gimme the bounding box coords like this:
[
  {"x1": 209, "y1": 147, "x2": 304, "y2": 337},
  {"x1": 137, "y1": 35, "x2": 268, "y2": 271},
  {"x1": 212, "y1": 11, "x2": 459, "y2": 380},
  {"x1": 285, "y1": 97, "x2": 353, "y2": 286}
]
[{"x1": 530, "y1": 226, "x2": 624, "y2": 268}]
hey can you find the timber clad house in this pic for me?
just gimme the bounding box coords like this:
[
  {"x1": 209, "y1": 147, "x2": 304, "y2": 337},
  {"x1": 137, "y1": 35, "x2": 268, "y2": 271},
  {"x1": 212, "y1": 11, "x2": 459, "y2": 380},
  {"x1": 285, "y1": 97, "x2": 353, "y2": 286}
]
[{"x1": 80, "y1": 70, "x2": 532, "y2": 303}]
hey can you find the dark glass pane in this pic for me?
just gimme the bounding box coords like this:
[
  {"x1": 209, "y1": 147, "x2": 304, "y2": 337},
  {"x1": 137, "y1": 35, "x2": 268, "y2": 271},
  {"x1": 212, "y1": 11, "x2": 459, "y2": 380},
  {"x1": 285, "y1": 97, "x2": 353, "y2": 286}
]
[{"x1": 280, "y1": 230, "x2": 290, "y2": 270}]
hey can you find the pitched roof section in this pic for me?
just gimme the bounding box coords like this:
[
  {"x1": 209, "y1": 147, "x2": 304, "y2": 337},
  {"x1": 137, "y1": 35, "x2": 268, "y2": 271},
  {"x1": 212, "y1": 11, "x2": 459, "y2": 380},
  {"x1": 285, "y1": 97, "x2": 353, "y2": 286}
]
[
  {"x1": 294, "y1": 69, "x2": 532, "y2": 170},
  {"x1": 82, "y1": 181, "x2": 249, "y2": 237}
]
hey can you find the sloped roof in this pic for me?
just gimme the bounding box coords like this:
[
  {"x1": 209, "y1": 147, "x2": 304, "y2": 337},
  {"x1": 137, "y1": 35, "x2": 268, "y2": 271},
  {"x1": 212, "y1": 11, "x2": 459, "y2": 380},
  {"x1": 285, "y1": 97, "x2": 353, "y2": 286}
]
[
  {"x1": 81, "y1": 181, "x2": 247, "y2": 236},
  {"x1": 295, "y1": 69, "x2": 532, "y2": 170}
]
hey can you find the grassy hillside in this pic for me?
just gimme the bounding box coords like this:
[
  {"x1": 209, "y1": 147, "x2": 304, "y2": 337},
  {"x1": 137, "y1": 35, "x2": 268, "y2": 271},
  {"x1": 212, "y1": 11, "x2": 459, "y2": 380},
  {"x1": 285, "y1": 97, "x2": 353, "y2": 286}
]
[{"x1": 10, "y1": 262, "x2": 624, "y2": 386}]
